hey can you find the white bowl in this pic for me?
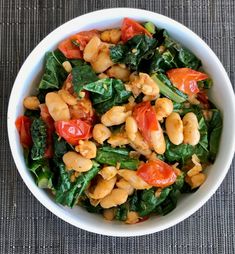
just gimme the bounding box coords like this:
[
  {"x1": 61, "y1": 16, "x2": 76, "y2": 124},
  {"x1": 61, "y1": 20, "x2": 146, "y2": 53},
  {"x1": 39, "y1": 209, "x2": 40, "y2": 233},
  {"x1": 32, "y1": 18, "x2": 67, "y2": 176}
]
[{"x1": 8, "y1": 8, "x2": 235, "y2": 236}]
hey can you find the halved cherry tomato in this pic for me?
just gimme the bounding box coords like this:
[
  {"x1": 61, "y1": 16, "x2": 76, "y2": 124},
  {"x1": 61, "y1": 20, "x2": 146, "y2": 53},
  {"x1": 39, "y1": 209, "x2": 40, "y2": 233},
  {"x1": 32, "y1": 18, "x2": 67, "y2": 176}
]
[
  {"x1": 121, "y1": 17, "x2": 152, "y2": 42},
  {"x1": 15, "y1": 116, "x2": 32, "y2": 148},
  {"x1": 197, "y1": 90, "x2": 209, "y2": 108},
  {"x1": 132, "y1": 101, "x2": 158, "y2": 143},
  {"x1": 39, "y1": 104, "x2": 55, "y2": 158},
  {"x1": 55, "y1": 119, "x2": 92, "y2": 146},
  {"x1": 166, "y1": 68, "x2": 208, "y2": 96},
  {"x1": 58, "y1": 30, "x2": 99, "y2": 59},
  {"x1": 137, "y1": 160, "x2": 177, "y2": 188}
]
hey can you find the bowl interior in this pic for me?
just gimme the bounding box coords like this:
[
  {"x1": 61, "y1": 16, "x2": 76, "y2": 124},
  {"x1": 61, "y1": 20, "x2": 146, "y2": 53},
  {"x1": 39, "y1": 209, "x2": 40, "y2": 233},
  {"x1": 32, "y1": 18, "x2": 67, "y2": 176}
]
[{"x1": 7, "y1": 8, "x2": 235, "y2": 236}]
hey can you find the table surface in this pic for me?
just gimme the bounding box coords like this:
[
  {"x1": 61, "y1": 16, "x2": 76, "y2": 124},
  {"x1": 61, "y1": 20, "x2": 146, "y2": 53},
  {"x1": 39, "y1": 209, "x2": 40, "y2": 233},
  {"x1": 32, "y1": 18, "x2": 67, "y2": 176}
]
[{"x1": 1, "y1": 0, "x2": 235, "y2": 253}]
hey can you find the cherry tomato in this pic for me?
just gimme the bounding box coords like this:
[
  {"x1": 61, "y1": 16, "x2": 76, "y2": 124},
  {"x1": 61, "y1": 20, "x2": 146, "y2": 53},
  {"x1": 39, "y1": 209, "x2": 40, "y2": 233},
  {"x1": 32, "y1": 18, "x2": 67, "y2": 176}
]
[
  {"x1": 39, "y1": 104, "x2": 55, "y2": 158},
  {"x1": 58, "y1": 30, "x2": 99, "y2": 59},
  {"x1": 132, "y1": 101, "x2": 158, "y2": 143},
  {"x1": 121, "y1": 18, "x2": 152, "y2": 42},
  {"x1": 166, "y1": 68, "x2": 208, "y2": 96},
  {"x1": 55, "y1": 119, "x2": 92, "y2": 146},
  {"x1": 137, "y1": 160, "x2": 177, "y2": 188},
  {"x1": 15, "y1": 116, "x2": 32, "y2": 148}
]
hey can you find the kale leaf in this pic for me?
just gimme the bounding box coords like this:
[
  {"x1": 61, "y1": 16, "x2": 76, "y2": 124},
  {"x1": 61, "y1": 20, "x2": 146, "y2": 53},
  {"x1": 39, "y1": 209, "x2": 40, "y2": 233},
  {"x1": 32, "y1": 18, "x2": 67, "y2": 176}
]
[
  {"x1": 39, "y1": 50, "x2": 67, "y2": 90},
  {"x1": 30, "y1": 118, "x2": 47, "y2": 160},
  {"x1": 110, "y1": 35, "x2": 157, "y2": 71},
  {"x1": 96, "y1": 146, "x2": 139, "y2": 170},
  {"x1": 72, "y1": 64, "x2": 98, "y2": 96},
  {"x1": 208, "y1": 109, "x2": 222, "y2": 161},
  {"x1": 55, "y1": 162, "x2": 100, "y2": 208},
  {"x1": 83, "y1": 78, "x2": 131, "y2": 114},
  {"x1": 24, "y1": 149, "x2": 53, "y2": 189}
]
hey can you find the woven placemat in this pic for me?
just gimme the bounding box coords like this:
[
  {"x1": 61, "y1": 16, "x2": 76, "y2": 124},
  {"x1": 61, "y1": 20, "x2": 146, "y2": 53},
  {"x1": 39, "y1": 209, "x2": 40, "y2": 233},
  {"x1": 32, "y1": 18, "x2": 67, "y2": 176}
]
[{"x1": 0, "y1": 0, "x2": 234, "y2": 253}]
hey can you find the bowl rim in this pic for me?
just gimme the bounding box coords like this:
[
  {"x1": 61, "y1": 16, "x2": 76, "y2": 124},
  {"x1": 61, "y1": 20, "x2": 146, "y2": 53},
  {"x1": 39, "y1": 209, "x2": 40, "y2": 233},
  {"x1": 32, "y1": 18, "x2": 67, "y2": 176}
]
[{"x1": 7, "y1": 8, "x2": 235, "y2": 237}]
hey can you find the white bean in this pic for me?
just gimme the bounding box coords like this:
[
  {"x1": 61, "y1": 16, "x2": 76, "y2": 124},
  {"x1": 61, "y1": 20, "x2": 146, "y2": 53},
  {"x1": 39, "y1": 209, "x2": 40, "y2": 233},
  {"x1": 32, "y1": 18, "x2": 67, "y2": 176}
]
[
  {"x1": 99, "y1": 166, "x2": 117, "y2": 180},
  {"x1": 83, "y1": 36, "x2": 101, "y2": 62},
  {"x1": 89, "y1": 176, "x2": 117, "y2": 200},
  {"x1": 150, "y1": 124, "x2": 166, "y2": 155},
  {"x1": 106, "y1": 65, "x2": 130, "y2": 81},
  {"x1": 165, "y1": 112, "x2": 183, "y2": 145},
  {"x1": 125, "y1": 116, "x2": 138, "y2": 141},
  {"x1": 62, "y1": 151, "x2": 92, "y2": 172},
  {"x1": 183, "y1": 112, "x2": 200, "y2": 146},
  {"x1": 101, "y1": 106, "x2": 131, "y2": 126},
  {"x1": 118, "y1": 170, "x2": 151, "y2": 190},
  {"x1": 75, "y1": 140, "x2": 97, "y2": 159},
  {"x1": 92, "y1": 124, "x2": 111, "y2": 144},
  {"x1": 91, "y1": 48, "x2": 114, "y2": 73},
  {"x1": 45, "y1": 92, "x2": 70, "y2": 121},
  {"x1": 155, "y1": 98, "x2": 173, "y2": 121},
  {"x1": 58, "y1": 89, "x2": 77, "y2": 105},
  {"x1": 100, "y1": 188, "x2": 128, "y2": 208},
  {"x1": 23, "y1": 96, "x2": 40, "y2": 110}
]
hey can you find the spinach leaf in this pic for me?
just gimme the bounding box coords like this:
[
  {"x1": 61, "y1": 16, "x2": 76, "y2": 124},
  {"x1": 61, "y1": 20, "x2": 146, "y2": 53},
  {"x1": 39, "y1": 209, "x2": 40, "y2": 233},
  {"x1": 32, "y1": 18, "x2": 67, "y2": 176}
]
[
  {"x1": 136, "y1": 188, "x2": 171, "y2": 217},
  {"x1": 149, "y1": 30, "x2": 201, "y2": 73},
  {"x1": 84, "y1": 78, "x2": 131, "y2": 114},
  {"x1": 53, "y1": 133, "x2": 70, "y2": 159},
  {"x1": 72, "y1": 65, "x2": 98, "y2": 96},
  {"x1": 24, "y1": 109, "x2": 40, "y2": 120},
  {"x1": 55, "y1": 162, "x2": 100, "y2": 207},
  {"x1": 80, "y1": 199, "x2": 103, "y2": 214},
  {"x1": 96, "y1": 146, "x2": 139, "y2": 170},
  {"x1": 110, "y1": 35, "x2": 157, "y2": 70},
  {"x1": 155, "y1": 189, "x2": 181, "y2": 215},
  {"x1": 115, "y1": 204, "x2": 128, "y2": 221},
  {"x1": 30, "y1": 118, "x2": 47, "y2": 160},
  {"x1": 39, "y1": 50, "x2": 67, "y2": 90},
  {"x1": 197, "y1": 79, "x2": 213, "y2": 89},
  {"x1": 208, "y1": 110, "x2": 222, "y2": 161},
  {"x1": 24, "y1": 148, "x2": 54, "y2": 189},
  {"x1": 151, "y1": 73, "x2": 188, "y2": 103},
  {"x1": 163, "y1": 30, "x2": 201, "y2": 70}
]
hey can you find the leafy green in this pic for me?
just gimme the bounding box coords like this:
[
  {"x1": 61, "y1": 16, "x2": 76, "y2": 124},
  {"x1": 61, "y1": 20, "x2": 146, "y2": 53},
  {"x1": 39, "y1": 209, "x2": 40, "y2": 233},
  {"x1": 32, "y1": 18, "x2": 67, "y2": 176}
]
[
  {"x1": 96, "y1": 146, "x2": 139, "y2": 170},
  {"x1": 144, "y1": 22, "x2": 156, "y2": 34},
  {"x1": 197, "y1": 79, "x2": 213, "y2": 89},
  {"x1": 208, "y1": 110, "x2": 222, "y2": 161},
  {"x1": 136, "y1": 188, "x2": 171, "y2": 217},
  {"x1": 80, "y1": 199, "x2": 103, "y2": 214},
  {"x1": 53, "y1": 133, "x2": 70, "y2": 159},
  {"x1": 110, "y1": 35, "x2": 157, "y2": 70},
  {"x1": 115, "y1": 204, "x2": 128, "y2": 221},
  {"x1": 24, "y1": 150, "x2": 53, "y2": 189},
  {"x1": 72, "y1": 65, "x2": 98, "y2": 96},
  {"x1": 84, "y1": 78, "x2": 131, "y2": 114},
  {"x1": 39, "y1": 50, "x2": 67, "y2": 90},
  {"x1": 24, "y1": 109, "x2": 40, "y2": 120},
  {"x1": 151, "y1": 73, "x2": 188, "y2": 103},
  {"x1": 155, "y1": 189, "x2": 181, "y2": 215},
  {"x1": 55, "y1": 162, "x2": 100, "y2": 207},
  {"x1": 163, "y1": 30, "x2": 201, "y2": 70},
  {"x1": 30, "y1": 118, "x2": 47, "y2": 160}
]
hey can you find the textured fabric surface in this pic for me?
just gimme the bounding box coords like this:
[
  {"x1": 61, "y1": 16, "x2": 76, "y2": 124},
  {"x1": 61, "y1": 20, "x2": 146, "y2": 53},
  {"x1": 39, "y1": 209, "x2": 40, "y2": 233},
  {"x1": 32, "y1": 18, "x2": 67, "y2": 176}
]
[{"x1": 0, "y1": 0, "x2": 234, "y2": 253}]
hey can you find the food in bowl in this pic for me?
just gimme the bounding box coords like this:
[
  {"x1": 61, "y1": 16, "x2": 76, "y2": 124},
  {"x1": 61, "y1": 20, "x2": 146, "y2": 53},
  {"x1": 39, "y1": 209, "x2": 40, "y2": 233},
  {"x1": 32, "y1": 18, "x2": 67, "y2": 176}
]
[{"x1": 15, "y1": 17, "x2": 222, "y2": 224}]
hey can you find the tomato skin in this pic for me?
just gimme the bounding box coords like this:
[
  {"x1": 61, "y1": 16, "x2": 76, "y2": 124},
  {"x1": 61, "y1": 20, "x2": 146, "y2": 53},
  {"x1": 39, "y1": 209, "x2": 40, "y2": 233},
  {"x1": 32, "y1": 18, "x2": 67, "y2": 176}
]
[
  {"x1": 39, "y1": 104, "x2": 55, "y2": 158},
  {"x1": 132, "y1": 101, "x2": 158, "y2": 143},
  {"x1": 58, "y1": 30, "x2": 99, "y2": 59},
  {"x1": 15, "y1": 116, "x2": 32, "y2": 148},
  {"x1": 166, "y1": 68, "x2": 208, "y2": 96},
  {"x1": 121, "y1": 18, "x2": 152, "y2": 42},
  {"x1": 137, "y1": 160, "x2": 177, "y2": 188},
  {"x1": 55, "y1": 119, "x2": 92, "y2": 146}
]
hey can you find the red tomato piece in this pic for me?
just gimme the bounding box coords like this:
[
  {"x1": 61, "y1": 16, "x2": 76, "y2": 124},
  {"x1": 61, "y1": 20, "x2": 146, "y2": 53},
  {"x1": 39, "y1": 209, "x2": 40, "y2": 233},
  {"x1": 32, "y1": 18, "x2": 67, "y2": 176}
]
[
  {"x1": 121, "y1": 17, "x2": 152, "y2": 42},
  {"x1": 55, "y1": 119, "x2": 92, "y2": 146},
  {"x1": 39, "y1": 104, "x2": 55, "y2": 158},
  {"x1": 132, "y1": 101, "x2": 158, "y2": 143},
  {"x1": 137, "y1": 160, "x2": 177, "y2": 188},
  {"x1": 15, "y1": 116, "x2": 32, "y2": 148},
  {"x1": 166, "y1": 68, "x2": 208, "y2": 96},
  {"x1": 58, "y1": 30, "x2": 99, "y2": 59}
]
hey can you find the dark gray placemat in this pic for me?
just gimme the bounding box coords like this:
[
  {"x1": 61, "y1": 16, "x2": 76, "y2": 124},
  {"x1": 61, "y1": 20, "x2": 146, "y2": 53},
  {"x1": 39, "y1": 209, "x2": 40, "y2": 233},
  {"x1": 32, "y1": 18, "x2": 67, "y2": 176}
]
[{"x1": 0, "y1": 0, "x2": 234, "y2": 253}]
